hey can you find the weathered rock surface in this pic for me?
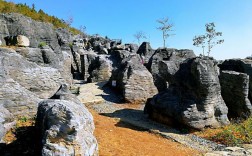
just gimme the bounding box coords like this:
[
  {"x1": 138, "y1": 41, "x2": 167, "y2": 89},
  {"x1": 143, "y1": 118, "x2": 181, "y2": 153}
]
[
  {"x1": 220, "y1": 70, "x2": 252, "y2": 118},
  {"x1": 0, "y1": 17, "x2": 9, "y2": 46},
  {"x1": 148, "y1": 48, "x2": 196, "y2": 91},
  {"x1": 0, "y1": 48, "x2": 41, "y2": 117},
  {"x1": 145, "y1": 57, "x2": 230, "y2": 129},
  {"x1": 36, "y1": 99, "x2": 98, "y2": 156},
  {"x1": 0, "y1": 47, "x2": 64, "y2": 99},
  {"x1": 0, "y1": 104, "x2": 15, "y2": 142},
  {"x1": 219, "y1": 59, "x2": 252, "y2": 103},
  {"x1": 0, "y1": 13, "x2": 63, "y2": 60},
  {"x1": 88, "y1": 55, "x2": 112, "y2": 82},
  {"x1": 110, "y1": 54, "x2": 158, "y2": 103},
  {"x1": 137, "y1": 42, "x2": 154, "y2": 64},
  {"x1": 16, "y1": 35, "x2": 30, "y2": 47}
]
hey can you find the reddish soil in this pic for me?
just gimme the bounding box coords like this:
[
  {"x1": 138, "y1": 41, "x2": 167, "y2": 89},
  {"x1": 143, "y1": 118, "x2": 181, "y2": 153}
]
[{"x1": 91, "y1": 109, "x2": 201, "y2": 156}]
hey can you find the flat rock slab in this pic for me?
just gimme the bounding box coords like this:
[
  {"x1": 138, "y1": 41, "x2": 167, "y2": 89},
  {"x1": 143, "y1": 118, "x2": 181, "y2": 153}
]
[{"x1": 77, "y1": 82, "x2": 108, "y2": 105}]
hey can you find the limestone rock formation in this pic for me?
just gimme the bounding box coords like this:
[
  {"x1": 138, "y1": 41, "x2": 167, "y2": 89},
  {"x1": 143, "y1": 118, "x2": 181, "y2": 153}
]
[
  {"x1": 36, "y1": 99, "x2": 98, "y2": 156},
  {"x1": 0, "y1": 48, "x2": 41, "y2": 117},
  {"x1": 145, "y1": 57, "x2": 230, "y2": 129},
  {"x1": 219, "y1": 70, "x2": 252, "y2": 118},
  {"x1": 0, "y1": 13, "x2": 63, "y2": 62},
  {"x1": 137, "y1": 42, "x2": 154, "y2": 64},
  {"x1": 110, "y1": 54, "x2": 158, "y2": 103},
  {"x1": 219, "y1": 59, "x2": 252, "y2": 105},
  {"x1": 148, "y1": 48, "x2": 196, "y2": 91},
  {"x1": 88, "y1": 55, "x2": 112, "y2": 82},
  {"x1": 0, "y1": 48, "x2": 65, "y2": 99}
]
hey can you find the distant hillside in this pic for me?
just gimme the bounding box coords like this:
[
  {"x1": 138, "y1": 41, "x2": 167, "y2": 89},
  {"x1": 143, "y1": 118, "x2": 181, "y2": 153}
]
[{"x1": 0, "y1": 0, "x2": 81, "y2": 35}]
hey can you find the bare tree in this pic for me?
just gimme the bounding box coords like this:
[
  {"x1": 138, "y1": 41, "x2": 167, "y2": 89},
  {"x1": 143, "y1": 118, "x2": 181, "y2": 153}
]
[
  {"x1": 133, "y1": 31, "x2": 147, "y2": 45},
  {"x1": 193, "y1": 35, "x2": 206, "y2": 56},
  {"x1": 65, "y1": 15, "x2": 73, "y2": 27},
  {"x1": 79, "y1": 25, "x2": 86, "y2": 37},
  {"x1": 193, "y1": 22, "x2": 224, "y2": 56},
  {"x1": 157, "y1": 17, "x2": 174, "y2": 48}
]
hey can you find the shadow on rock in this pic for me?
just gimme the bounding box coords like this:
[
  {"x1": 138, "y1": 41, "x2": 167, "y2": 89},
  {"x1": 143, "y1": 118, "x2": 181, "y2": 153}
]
[{"x1": 0, "y1": 126, "x2": 41, "y2": 156}]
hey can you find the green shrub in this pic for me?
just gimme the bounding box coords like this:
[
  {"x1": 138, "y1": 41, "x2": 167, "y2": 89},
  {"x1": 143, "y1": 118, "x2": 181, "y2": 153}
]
[
  {"x1": 210, "y1": 116, "x2": 252, "y2": 146},
  {"x1": 38, "y1": 41, "x2": 46, "y2": 48}
]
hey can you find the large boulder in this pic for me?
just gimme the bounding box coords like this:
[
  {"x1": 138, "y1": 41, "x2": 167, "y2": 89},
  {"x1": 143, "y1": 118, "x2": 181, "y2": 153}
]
[
  {"x1": 137, "y1": 42, "x2": 154, "y2": 64},
  {"x1": 220, "y1": 70, "x2": 252, "y2": 118},
  {"x1": 0, "y1": 48, "x2": 41, "y2": 117},
  {"x1": 145, "y1": 57, "x2": 230, "y2": 129},
  {"x1": 36, "y1": 99, "x2": 98, "y2": 156},
  {"x1": 16, "y1": 35, "x2": 30, "y2": 47},
  {"x1": 219, "y1": 59, "x2": 252, "y2": 104},
  {"x1": 148, "y1": 48, "x2": 196, "y2": 92},
  {"x1": 0, "y1": 47, "x2": 65, "y2": 99},
  {"x1": 110, "y1": 54, "x2": 158, "y2": 103},
  {"x1": 87, "y1": 55, "x2": 112, "y2": 82}
]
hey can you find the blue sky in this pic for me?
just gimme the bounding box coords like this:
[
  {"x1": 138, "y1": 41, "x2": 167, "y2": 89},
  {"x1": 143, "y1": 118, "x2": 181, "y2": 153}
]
[{"x1": 9, "y1": 0, "x2": 252, "y2": 60}]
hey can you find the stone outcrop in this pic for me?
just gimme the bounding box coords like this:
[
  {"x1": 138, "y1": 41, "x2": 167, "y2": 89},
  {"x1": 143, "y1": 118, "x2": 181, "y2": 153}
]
[
  {"x1": 219, "y1": 59, "x2": 252, "y2": 103},
  {"x1": 219, "y1": 65, "x2": 252, "y2": 118},
  {"x1": 148, "y1": 48, "x2": 196, "y2": 91},
  {"x1": 88, "y1": 55, "x2": 112, "y2": 82},
  {"x1": 110, "y1": 54, "x2": 158, "y2": 103},
  {"x1": 145, "y1": 57, "x2": 230, "y2": 129},
  {"x1": 36, "y1": 99, "x2": 98, "y2": 156},
  {"x1": 0, "y1": 48, "x2": 41, "y2": 117},
  {"x1": 1, "y1": 13, "x2": 61, "y2": 55},
  {"x1": 0, "y1": 48, "x2": 65, "y2": 99},
  {"x1": 0, "y1": 18, "x2": 9, "y2": 45},
  {"x1": 137, "y1": 42, "x2": 154, "y2": 64}
]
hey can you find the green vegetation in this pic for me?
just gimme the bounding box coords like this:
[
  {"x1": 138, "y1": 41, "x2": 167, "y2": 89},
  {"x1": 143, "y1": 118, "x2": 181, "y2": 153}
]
[
  {"x1": 156, "y1": 17, "x2": 175, "y2": 48},
  {"x1": 193, "y1": 22, "x2": 224, "y2": 56},
  {"x1": 38, "y1": 41, "x2": 46, "y2": 47},
  {"x1": 0, "y1": 0, "x2": 81, "y2": 34},
  {"x1": 18, "y1": 116, "x2": 28, "y2": 123},
  {"x1": 210, "y1": 117, "x2": 252, "y2": 146}
]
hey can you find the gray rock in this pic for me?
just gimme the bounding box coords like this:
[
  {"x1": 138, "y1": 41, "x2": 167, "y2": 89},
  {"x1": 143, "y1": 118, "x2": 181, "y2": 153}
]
[
  {"x1": 110, "y1": 54, "x2": 158, "y2": 103},
  {"x1": 137, "y1": 42, "x2": 154, "y2": 64},
  {"x1": 219, "y1": 59, "x2": 252, "y2": 107},
  {"x1": 109, "y1": 50, "x2": 131, "y2": 68},
  {"x1": 0, "y1": 18, "x2": 9, "y2": 45},
  {"x1": 125, "y1": 43, "x2": 139, "y2": 53},
  {"x1": 148, "y1": 48, "x2": 196, "y2": 92},
  {"x1": 0, "y1": 47, "x2": 65, "y2": 99},
  {"x1": 16, "y1": 47, "x2": 44, "y2": 65},
  {"x1": 36, "y1": 99, "x2": 98, "y2": 156},
  {"x1": 145, "y1": 57, "x2": 230, "y2": 129},
  {"x1": 0, "y1": 13, "x2": 63, "y2": 61},
  {"x1": 41, "y1": 46, "x2": 60, "y2": 68},
  {"x1": 56, "y1": 28, "x2": 73, "y2": 47},
  {"x1": 0, "y1": 49, "x2": 41, "y2": 116},
  {"x1": 0, "y1": 104, "x2": 15, "y2": 143},
  {"x1": 88, "y1": 55, "x2": 112, "y2": 82},
  {"x1": 220, "y1": 70, "x2": 252, "y2": 118}
]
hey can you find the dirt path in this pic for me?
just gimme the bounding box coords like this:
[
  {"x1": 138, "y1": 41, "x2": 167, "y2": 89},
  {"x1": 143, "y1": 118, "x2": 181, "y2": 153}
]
[{"x1": 90, "y1": 109, "x2": 201, "y2": 156}]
